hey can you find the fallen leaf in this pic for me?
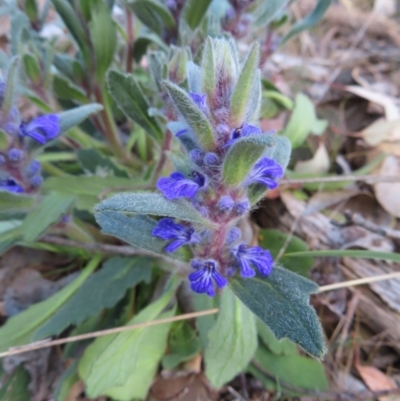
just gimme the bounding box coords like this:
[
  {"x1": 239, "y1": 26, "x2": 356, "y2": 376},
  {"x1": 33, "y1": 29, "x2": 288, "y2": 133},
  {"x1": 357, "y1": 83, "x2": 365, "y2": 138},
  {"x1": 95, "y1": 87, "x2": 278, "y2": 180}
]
[
  {"x1": 362, "y1": 118, "x2": 400, "y2": 146},
  {"x1": 344, "y1": 85, "x2": 400, "y2": 121},
  {"x1": 356, "y1": 364, "x2": 397, "y2": 401},
  {"x1": 374, "y1": 156, "x2": 400, "y2": 217},
  {"x1": 295, "y1": 143, "x2": 330, "y2": 175}
]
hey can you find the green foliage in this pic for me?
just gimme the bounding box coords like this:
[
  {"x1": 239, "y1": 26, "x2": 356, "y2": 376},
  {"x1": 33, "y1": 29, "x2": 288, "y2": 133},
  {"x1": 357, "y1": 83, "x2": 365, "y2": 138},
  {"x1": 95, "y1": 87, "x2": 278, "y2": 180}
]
[
  {"x1": 0, "y1": 366, "x2": 30, "y2": 401},
  {"x1": 230, "y1": 43, "x2": 260, "y2": 126},
  {"x1": 205, "y1": 288, "x2": 258, "y2": 388},
  {"x1": 2, "y1": 56, "x2": 19, "y2": 116},
  {"x1": 183, "y1": 0, "x2": 213, "y2": 29},
  {"x1": 36, "y1": 256, "x2": 152, "y2": 338},
  {"x1": 249, "y1": 346, "x2": 328, "y2": 395},
  {"x1": 281, "y1": 93, "x2": 328, "y2": 148},
  {"x1": 0, "y1": 255, "x2": 101, "y2": 352},
  {"x1": 258, "y1": 229, "x2": 314, "y2": 277},
  {"x1": 78, "y1": 278, "x2": 180, "y2": 400},
  {"x1": 222, "y1": 134, "x2": 276, "y2": 186},
  {"x1": 0, "y1": 192, "x2": 36, "y2": 213},
  {"x1": 21, "y1": 192, "x2": 75, "y2": 242},
  {"x1": 229, "y1": 266, "x2": 327, "y2": 359},
  {"x1": 163, "y1": 80, "x2": 215, "y2": 150},
  {"x1": 58, "y1": 104, "x2": 103, "y2": 134},
  {"x1": 107, "y1": 70, "x2": 163, "y2": 140},
  {"x1": 95, "y1": 192, "x2": 211, "y2": 225}
]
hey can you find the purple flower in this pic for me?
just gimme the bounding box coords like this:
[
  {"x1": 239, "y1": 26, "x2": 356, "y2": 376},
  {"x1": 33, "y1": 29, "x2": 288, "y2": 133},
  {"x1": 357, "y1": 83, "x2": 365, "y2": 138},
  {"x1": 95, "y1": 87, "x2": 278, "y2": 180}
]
[
  {"x1": 218, "y1": 195, "x2": 234, "y2": 212},
  {"x1": 188, "y1": 259, "x2": 228, "y2": 297},
  {"x1": 7, "y1": 148, "x2": 24, "y2": 162},
  {"x1": 189, "y1": 149, "x2": 204, "y2": 166},
  {"x1": 246, "y1": 157, "x2": 283, "y2": 189},
  {"x1": 20, "y1": 114, "x2": 60, "y2": 144},
  {"x1": 224, "y1": 123, "x2": 262, "y2": 147},
  {"x1": 226, "y1": 227, "x2": 241, "y2": 244},
  {"x1": 0, "y1": 178, "x2": 24, "y2": 193},
  {"x1": 232, "y1": 244, "x2": 273, "y2": 277},
  {"x1": 26, "y1": 160, "x2": 41, "y2": 176},
  {"x1": 203, "y1": 152, "x2": 219, "y2": 166},
  {"x1": 189, "y1": 93, "x2": 208, "y2": 114},
  {"x1": 233, "y1": 199, "x2": 250, "y2": 215},
  {"x1": 152, "y1": 218, "x2": 200, "y2": 252},
  {"x1": 157, "y1": 171, "x2": 205, "y2": 200},
  {"x1": 29, "y1": 175, "x2": 43, "y2": 188}
]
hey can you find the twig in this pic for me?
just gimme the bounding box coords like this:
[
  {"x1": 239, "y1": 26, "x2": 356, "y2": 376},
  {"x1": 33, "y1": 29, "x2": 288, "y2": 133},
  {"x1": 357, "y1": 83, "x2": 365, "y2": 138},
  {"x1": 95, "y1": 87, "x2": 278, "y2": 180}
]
[
  {"x1": 0, "y1": 309, "x2": 219, "y2": 359},
  {"x1": 280, "y1": 175, "x2": 400, "y2": 186},
  {"x1": 346, "y1": 212, "x2": 400, "y2": 240},
  {"x1": 318, "y1": 271, "x2": 400, "y2": 293}
]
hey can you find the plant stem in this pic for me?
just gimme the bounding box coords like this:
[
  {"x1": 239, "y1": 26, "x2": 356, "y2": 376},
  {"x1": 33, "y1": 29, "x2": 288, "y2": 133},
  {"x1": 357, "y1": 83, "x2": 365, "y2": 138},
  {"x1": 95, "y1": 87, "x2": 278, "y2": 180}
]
[{"x1": 152, "y1": 130, "x2": 172, "y2": 183}]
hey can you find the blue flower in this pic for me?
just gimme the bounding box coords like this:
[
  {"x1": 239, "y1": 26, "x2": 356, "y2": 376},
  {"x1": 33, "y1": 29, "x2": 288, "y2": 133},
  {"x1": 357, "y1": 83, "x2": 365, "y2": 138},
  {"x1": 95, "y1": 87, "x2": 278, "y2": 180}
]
[
  {"x1": 0, "y1": 178, "x2": 24, "y2": 193},
  {"x1": 20, "y1": 114, "x2": 60, "y2": 144},
  {"x1": 246, "y1": 157, "x2": 283, "y2": 189},
  {"x1": 188, "y1": 259, "x2": 228, "y2": 297},
  {"x1": 232, "y1": 244, "x2": 273, "y2": 277},
  {"x1": 224, "y1": 123, "x2": 262, "y2": 147},
  {"x1": 152, "y1": 218, "x2": 200, "y2": 252},
  {"x1": 157, "y1": 171, "x2": 205, "y2": 200},
  {"x1": 233, "y1": 199, "x2": 250, "y2": 215},
  {"x1": 189, "y1": 93, "x2": 208, "y2": 114},
  {"x1": 218, "y1": 195, "x2": 234, "y2": 212},
  {"x1": 29, "y1": 175, "x2": 43, "y2": 188},
  {"x1": 26, "y1": 160, "x2": 41, "y2": 176},
  {"x1": 7, "y1": 148, "x2": 24, "y2": 162}
]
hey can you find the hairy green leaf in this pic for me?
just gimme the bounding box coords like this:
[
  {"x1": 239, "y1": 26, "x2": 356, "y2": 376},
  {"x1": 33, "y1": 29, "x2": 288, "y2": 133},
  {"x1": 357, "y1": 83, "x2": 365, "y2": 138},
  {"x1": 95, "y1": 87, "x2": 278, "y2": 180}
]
[
  {"x1": 95, "y1": 192, "x2": 210, "y2": 225},
  {"x1": 0, "y1": 366, "x2": 30, "y2": 401},
  {"x1": 107, "y1": 70, "x2": 163, "y2": 140},
  {"x1": 222, "y1": 134, "x2": 276, "y2": 186},
  {"x1": 0, "y1": 255, "x2": 101, "y2": 352},
  {"x1": 163, "y1": 80, "x2": 214, "y2": 150},
  {"x1": 35, "y1": 257, "x2": 152, "y2": 339},
  {"x1": 205, "y1": 288, "x2": 258, "y2": 387},
  {"x1": 257, "y1": 319, "x2": 297, "y2": 355},
  {"x1": 3, "y1": 56, "x2": 19, "y2": 116},
  {"x1": 95, "y1": 211, "x2": 183, "y2": 261},
  {"x1": 253, "y1": 0, "x2": 288, "y2": 27},
  {"x1": 21, "y1": 192, "x2": 75, "y2": 242},
  {"x1": 229, "y1": 266, "x2": 327, "y2": 359},
  {"x1": 200, "y1": 37, "x2": 215, "y2": 98},
  {"x1": 230, "y1": 42, "x2": 260, "y2": 126},
  {"x1": 53, "y1": 75, "x2": 88, "y2": 103},
  {"x1": 58, "y1": 104, "x2": 103, "y2": 134},
  {"x1": 0, "y1": 192, "x2": 35, "y2": 213}
]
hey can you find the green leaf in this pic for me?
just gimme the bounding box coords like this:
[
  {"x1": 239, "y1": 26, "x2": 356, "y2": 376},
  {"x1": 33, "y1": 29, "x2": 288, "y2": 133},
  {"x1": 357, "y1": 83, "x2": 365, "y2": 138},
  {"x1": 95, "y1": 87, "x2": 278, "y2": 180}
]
[
  {"x1": 0, "y1": 192, "x2": 35, "y2": 213},
  {"x1": 35, "y1": 256, "x2": 152, "y2": 339},
  {"x1": 54, "y1": 362, "x2": 79, "y2": 401},
  {"x1": 253, "y1": 0, "x2": 289, "y2": 27},
  {"x1": 222, "y1": 134, "x2": 276, "y2": 186},
  {"x1": 201, "y1": 37, "x2": 215, "y2": 99},
  {"x1": 205, "y1": 288, "x2": 258, "y2": 388},
  {"x1": 281, "y1": 0, "x2": 332, "y2": 45},
  {"x1": 79, "y1": 279, "x2": 179, "y2": 400},
  {"x1": 249, "y1": 346, "x2": 328, "y2": 395},
  {"x1": 284, "y1": 249, "x2": 400, "y2": 264},
  {"x1": 107, "y1": 70, "x2": 163, "y2": 141},
  {"x1": 0, "y1": 225, "x2": 22, "y2": 256},
  {"x1": 192, "y1": 293, "x2": 216, "y2": 350},
  {"x1": 51, "y1": 0, "x2": 88, "y2": 52},
  {"x1": 257, "y1": 319, "x2": 297, "y2": 356},
  {"x1": 230, "y1": 42, "x2": 260, "y2": 126},
  {"x1": 95, "y1": 212, "x2": 184, "y2": 260},
  {"x1": 58, "y1": 104, "x2": 103, "y2": 134},
  {"x1": 258, "y1": 229, "x2": 314, "y2": 277},
  {"x1": 22, "y1": 52, "x2": 41, "y2": 83},
  {"x1": 53, "y1": 75, "x2": 88, "y2": 103},
  {"x1": 281, "y1": 93, "x2": 326, "y2": 148},
  {"x1": 0, "y1": 366, "x2": 30, "y2": 401},
  {"x1": 77, "y1": 149, "x2": 129, "y2": 177},
  {"x1": 95, "y1": 192, "x2": 211, "y2": 225},
  {"x1": 2, "y1": 56, "x2": 19, "y2": 116},
  {"x1": 183, "y1": 0, "x2": 212, "y2": 29},
  {"x1": 128, "y1": 0, "x2": 175, "y2": 34},
  {"x1": 162, "y1": 320, "x2": 200, "y2": 369},
  {"x1": 89, "y1": 2, "x2": 117, "y2": 81},
  {"x1": 21, "y1": 192, "x2": 75, "y2": 242},
  {"x1": 163, "y1": 80, "x2": 215, "y2": 151},
  {"x1": 0, "y1": 255, "x2": 101, "y2": 352},
  {"x1": 229, "y1": 266, "x2": 327, "y2": 359}
]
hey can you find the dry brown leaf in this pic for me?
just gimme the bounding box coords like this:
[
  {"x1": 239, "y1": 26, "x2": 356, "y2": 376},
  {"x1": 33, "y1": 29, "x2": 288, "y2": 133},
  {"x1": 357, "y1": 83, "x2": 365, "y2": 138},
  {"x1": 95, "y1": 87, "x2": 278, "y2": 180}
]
[
  {"x1": 344, "y1": 85, "x2": 400, "y2": 121},
  {"x1": 294, "y1": 143, "x2": 330, "y2": 174},
  {"x1": 356, "y1": 364, "x2": 398, "y2": 401},
  {"x1": 377, "y1": 141, "x2": 400, "y2": 157},
  {"x1": 374, "y1": 156, "x2": 400, "y2": 217},
  {"x1": 362, "y1": 118, "x2": 400, "y2": 146}
]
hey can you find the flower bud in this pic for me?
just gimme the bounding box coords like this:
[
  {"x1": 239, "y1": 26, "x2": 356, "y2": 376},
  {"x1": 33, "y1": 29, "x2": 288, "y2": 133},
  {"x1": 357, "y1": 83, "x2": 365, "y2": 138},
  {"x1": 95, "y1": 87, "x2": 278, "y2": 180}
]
[{"x1": 7, "y1": 148, "x2": 24, "y2": 161}]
